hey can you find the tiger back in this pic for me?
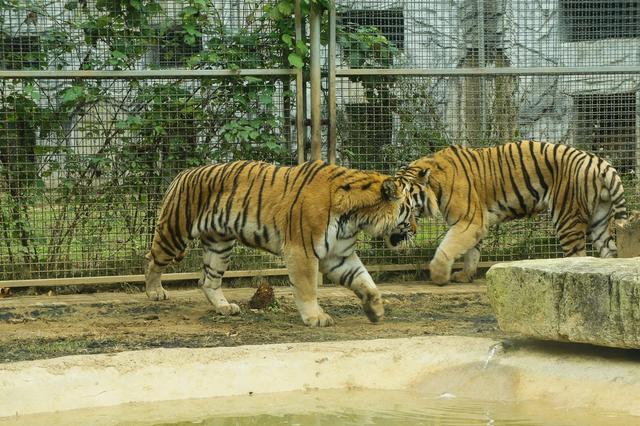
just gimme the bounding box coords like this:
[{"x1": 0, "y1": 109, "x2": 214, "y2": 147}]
[
  {"x1": 145, "y1": 160, "x2": 420, "y2": 326},
  {"x1": 396, "y1": 140, "x2": 628, "y2": 285}
]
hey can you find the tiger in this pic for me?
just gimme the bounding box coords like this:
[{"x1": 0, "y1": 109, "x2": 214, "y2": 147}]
[
  {"x1": 145, "y1": 159, "x2": 423, "y2": 327},
  {"x1": 392, "y1": 140, "x2": 628, "y2": 285}
]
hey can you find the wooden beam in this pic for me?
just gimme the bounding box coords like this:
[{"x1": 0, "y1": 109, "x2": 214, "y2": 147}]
[{"x1": 0, "y1": 262, "x2": 499, "y2": 288}]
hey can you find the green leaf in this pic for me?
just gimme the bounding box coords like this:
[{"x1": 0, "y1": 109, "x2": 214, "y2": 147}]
[
  {"x1": 111, "y1": 50, "x2": 127, "y2": 59},
  {"x1": 186, "y1": 55, "x2": 201, "y2": 67},
  {"x1": 184, "y1": 24, "x2": 202, "y2": 36},
  {"x1": 206, "y1": 52, "x2": 220, "y2": 62},
  {"x1": 282, "y1": 34, "x2": 293, "y2": 47},
  {"x1": 184, "y1": 34, "x2": 196, "y2": 46},
  {"x1": 267, "y1": 6, "x2": 281, "y2": 20},
  {"x1": 61, "y1": 85, "x2": 85, "y2": 103},
  {"x1": 295, "y1": 40, "x2": 308, "y2": 55},
  {"x1": 277, "y1": 1, "x2": 292, "y2": 16},
  {"x1": 288, "y1": 53, "x2": 304, "y2": 68},
  {"x1": 23, "y1": 84, "x2": 41, "y2": 101},
  {"x1": 259, "y1": 94, "x2": 273, "y2": 105},
  {"x1": 127, "y1": 115, "x2": 143, "y2": 126},
  {"x1": 182, "y1": 6, "x2": 199, "y2": 17}
]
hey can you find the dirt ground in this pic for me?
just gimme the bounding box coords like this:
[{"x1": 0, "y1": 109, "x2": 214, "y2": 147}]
[{"x1": 0, "y1": 281, "x2": 504, "y2": 363}]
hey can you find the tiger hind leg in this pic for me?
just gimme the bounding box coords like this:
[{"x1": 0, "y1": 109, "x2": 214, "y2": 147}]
[
  {"x1": 450, "y1": 241, "x2": 482, "y2": 283},
  {"x1": 555, "y1": 218, "x2": 588, "y2": 257},
  {"x1": 199, "y1": 236, "x2": 240, "y2": 316},
  {"x1": 145, "y1": 248, "x2": 185, "y2": 301},
  {"x1": 590, "y1": 202, "x2": 618, "y2": 257},
  {"x1": 321, "y1": 253, "x2": 384, "y2": 323},
  {"x1": 430, "y1": 222, "x2": 485, "y2": 286}
]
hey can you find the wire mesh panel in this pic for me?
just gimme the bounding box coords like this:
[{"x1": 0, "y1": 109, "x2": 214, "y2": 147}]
[
  {"x1": 0, "y1": 0, "x2": 300, "y2": 282},
  {"x1": 334, "y1": 0, "x2": 640, "y2": 266},
  {"x1": 0, "y1": 76, "x2": 297, "y2": 280},
  {"x1": 336, "y1": 0, "x2": 640, "y2": 69},
  {"x1": 2, "y1": 0, "x2": 640, "y2": 284},
  {"x1": 0, "y1": 0, "x2": 289, "y2": 71}
]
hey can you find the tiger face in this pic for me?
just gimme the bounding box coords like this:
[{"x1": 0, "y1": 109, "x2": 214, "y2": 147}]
[{"x1": 383, "y1": 177, "x2": 437, "y2": 249}]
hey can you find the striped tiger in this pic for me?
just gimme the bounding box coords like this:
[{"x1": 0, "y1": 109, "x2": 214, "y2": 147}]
[
  {"x1": 145, "y1": 160, "x2": 422, "y2": 326},
  {"x1": 394, "y1": 140, "x2": 628, "y2": 285}
]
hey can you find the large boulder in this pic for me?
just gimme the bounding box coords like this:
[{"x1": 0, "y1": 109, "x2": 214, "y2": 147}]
[{"x1": 486, "y1": 258, "x2": 640, "y2": 349}]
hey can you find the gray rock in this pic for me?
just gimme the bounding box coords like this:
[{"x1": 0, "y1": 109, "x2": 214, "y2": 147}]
[{"x1": 486, "y1": 258, "x2": 640, "y2": 349}]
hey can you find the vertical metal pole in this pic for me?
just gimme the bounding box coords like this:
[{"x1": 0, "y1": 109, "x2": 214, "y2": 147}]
[
  {"x1": 478, "y1": 0, "x2": 487, "y2": 141},
  {"x1": 328, "y1": 1, "x2": 337, "y2": 164},
  {"x1": 311, "y1": 1, "x2": 325, "y2": 286},
  {"x1": 309, "y1": 0, "x2": 322, "y2": 161},
  {"x1": 636, "y1": 91, "x2": 640, "y2": 183},
  {"x1": 294, "y1": 0, "x2": 305, "y2": 164}
]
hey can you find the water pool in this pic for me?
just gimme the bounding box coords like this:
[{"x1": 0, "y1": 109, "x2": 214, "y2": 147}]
[{"x1": 5, "y1": 389, "x2": 634, "y2": 426}]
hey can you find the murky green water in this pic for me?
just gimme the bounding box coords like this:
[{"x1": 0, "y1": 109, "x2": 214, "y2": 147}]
[
  {"x1": 6, "y1": 389, "x2": 633, "y2": 426},
  {"x1": 156, "y1": 395, "x2": 630, "y2": 426}
]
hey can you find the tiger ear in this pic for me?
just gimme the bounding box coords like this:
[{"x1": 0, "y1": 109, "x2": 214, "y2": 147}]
[{"x1": 381, "y1": 178, "x2": 400, "y2": 201}]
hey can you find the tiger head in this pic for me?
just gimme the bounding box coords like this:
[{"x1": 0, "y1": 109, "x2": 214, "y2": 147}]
[
  {"x1": 383, "y1": 165, "x2": 439, "y2": 249},
  {"x1": 400, "y1": 165, "x2": 439, "y2": 217}
]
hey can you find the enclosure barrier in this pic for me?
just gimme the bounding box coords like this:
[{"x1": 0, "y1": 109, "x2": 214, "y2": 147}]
[{"x1": 1, "y1": 0, "x2": 639, "y2": 287}]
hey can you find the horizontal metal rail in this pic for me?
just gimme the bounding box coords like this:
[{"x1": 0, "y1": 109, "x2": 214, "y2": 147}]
[
  {"x1": 0, "y1": 262, "x2": 498, "y2": 288},
  {"x1": 337, "y1": 65, "x2": 640, "y2": 77},
  {"x1": 1, "y1": 65, "x2": 639, "y2": 80},
  {"x1": 0, "y1": 69, "x2": 297, "y2": 79}
]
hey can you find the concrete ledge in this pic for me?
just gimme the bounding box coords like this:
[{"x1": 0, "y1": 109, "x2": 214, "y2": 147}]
[
  {"x1": 2, "y1": 336, "x2": 640, "y2": 420},
  {"x1": 0, "y1": 336, "x2": 492, "y2": 417}
]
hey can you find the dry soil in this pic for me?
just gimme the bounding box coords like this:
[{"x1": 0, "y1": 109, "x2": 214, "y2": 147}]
[{"x1": 0, "y1": 281, "x2": 503, "y2": 363}]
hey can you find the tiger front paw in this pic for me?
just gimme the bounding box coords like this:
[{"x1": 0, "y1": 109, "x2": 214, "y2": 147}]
[
  {"x1": 303, "y1": 311, "x2": 335, "y2": 327},
  {"x1": 450, "y1": 270, "x2": 474, "y2": 283},
  {"x1": 362, "y1": 295, "x2": 385, "y2": 323},
  {"x1": 146, "y1": 287, "x2": 169, "y2": 301},
  {"x1": 217, "y1": 303, "x2": 241, "y2": 316},
  {"x1": 429, "y1": 262, "x2": 451, "y2": 286}
]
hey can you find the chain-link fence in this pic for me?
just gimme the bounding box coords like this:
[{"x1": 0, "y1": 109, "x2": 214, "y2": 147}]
[
  {"x1": 1, "y1": 0, "x2": 639, "y2": 285},
  {"x1": 0, "y1": 0, "x2": 302, "y2": 283},
  {"x1": 332, "y1": 0, "x2": 640, "y2": 267}
]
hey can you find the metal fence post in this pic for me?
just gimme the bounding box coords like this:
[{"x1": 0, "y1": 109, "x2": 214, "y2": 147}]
[
  {"x1": 478, "y1": 0, "x2": 487, "y2": 141},
  {"x1": 295, "y1": 0, "x2": 306, "y2": 165},
  {"x1": 328, "y1": 1, "x2": 337, "y2": 164},
  {"x1": 309, "y1": 0, "x2": 322, "y2": 161}
]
